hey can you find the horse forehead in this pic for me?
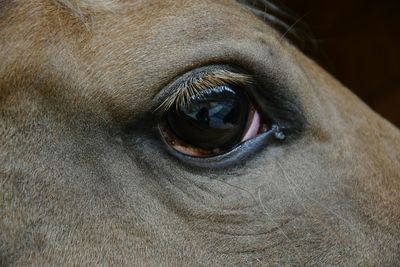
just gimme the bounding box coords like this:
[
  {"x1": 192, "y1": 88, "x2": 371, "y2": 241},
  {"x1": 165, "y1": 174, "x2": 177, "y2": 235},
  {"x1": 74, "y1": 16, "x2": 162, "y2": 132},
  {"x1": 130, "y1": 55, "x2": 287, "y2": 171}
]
[
  {"x1": 58, "y1": 0, "x2": 260, "y2": 32},
  {"x1": 34, "y1": 0, "x2": 280, "y2": 120}
]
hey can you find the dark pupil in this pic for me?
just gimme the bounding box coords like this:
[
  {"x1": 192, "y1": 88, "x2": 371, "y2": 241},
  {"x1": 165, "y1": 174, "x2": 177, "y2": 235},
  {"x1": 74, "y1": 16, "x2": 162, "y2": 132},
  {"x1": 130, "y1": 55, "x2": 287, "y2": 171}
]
[{"x1": 167, "y1": 85, "x2": 249, "y2": 150}]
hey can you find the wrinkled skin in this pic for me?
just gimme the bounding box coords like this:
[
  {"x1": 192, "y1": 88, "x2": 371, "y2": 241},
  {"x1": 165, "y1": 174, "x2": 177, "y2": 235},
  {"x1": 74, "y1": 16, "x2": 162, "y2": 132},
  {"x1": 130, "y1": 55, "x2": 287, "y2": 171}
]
[{"x1": 1, "y1": 0, "x2": 399, "y2": 266}]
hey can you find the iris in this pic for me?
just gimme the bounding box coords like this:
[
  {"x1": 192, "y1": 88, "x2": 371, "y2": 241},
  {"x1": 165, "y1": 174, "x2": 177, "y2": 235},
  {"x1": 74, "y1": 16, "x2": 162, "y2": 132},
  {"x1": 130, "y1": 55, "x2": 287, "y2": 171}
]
[{"x1": 167, "y1": 85, "x2": 249, "y2": 150}]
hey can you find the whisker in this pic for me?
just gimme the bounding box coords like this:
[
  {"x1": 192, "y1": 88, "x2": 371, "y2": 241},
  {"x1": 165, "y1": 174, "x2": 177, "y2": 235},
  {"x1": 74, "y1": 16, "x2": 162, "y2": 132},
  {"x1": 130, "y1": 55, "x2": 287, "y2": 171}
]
[
  {"x1": 274, "y1": 160, "x2": 349, "y2": 252},
  {"x1": 238, "y1": 0, "x2": 317, "y2": 51},
  {"x1": 257, "y1": 188, "x2": 302, "y2": 260},
  {"x1": 275, "y1": 160, "x2": 363, "y2": 237},
  {"x1": 279, "y1": 12, "x2": 310, "y2": 42},
  {"x1": 214, "y1": 178, "x2": 302, "y2": 262}
]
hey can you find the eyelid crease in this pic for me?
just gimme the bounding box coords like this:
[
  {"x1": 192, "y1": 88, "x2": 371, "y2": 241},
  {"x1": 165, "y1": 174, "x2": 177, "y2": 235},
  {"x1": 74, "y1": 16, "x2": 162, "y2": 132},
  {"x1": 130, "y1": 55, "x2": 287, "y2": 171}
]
[{"x1": 155, "y1": 70, "x2": 251, "y2": 113}]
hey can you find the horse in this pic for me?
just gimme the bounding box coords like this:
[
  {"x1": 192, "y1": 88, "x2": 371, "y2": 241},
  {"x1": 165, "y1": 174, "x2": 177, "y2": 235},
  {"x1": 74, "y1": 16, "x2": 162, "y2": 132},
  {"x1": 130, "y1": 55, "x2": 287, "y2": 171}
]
[{"x1": 1, "y1": 0, "x2": 399, "y2": 265}]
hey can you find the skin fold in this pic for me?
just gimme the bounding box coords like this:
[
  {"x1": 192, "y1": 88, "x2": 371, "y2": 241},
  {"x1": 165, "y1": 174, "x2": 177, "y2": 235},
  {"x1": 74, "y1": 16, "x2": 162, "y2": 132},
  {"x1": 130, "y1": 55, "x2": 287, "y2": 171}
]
[{"x1": 0, "y1": 0, "x2": 399, "y2": 265}]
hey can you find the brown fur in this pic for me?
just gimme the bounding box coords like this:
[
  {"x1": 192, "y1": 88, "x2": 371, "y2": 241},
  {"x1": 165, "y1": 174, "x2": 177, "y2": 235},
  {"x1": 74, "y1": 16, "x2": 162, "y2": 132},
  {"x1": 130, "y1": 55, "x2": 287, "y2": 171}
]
[{"x1": 1, "y1": 0, "x2": 399, "y2": 266}]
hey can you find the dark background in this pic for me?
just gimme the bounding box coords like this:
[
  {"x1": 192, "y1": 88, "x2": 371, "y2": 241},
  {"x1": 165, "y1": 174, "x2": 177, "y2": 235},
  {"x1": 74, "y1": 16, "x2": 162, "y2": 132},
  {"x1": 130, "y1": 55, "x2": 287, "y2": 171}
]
[{"x1": 281, "y1": 0, "x2": 400, "y2": 127}]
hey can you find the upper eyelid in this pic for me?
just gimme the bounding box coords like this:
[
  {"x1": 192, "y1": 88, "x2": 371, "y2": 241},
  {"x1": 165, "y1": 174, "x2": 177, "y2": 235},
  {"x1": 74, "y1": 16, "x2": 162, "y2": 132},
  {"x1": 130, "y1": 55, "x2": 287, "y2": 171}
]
[{"x1": 152, "y1": 65, "x2": 252, "y2": 114}]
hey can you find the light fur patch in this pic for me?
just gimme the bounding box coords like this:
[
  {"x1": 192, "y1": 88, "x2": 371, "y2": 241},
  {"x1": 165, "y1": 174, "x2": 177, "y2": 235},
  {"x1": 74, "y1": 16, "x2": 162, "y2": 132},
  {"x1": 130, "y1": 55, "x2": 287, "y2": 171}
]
[{"x1": 54, "y1": 0, "x2": 118, "y2": 26}]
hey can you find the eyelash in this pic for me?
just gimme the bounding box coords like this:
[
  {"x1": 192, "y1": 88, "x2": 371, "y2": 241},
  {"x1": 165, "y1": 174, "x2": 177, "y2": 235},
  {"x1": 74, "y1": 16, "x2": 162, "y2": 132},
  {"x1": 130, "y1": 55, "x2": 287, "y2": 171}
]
[{"x1": 155, "y1": 70, "x2": 251, "y2": 113}]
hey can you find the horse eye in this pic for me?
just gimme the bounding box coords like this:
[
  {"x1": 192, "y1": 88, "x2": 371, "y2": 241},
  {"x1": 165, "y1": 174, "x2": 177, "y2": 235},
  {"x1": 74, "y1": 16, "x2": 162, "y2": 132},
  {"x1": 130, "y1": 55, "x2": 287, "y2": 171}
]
[{"x1": 159, "y1": 84, "x2": 268, "y2": 157}]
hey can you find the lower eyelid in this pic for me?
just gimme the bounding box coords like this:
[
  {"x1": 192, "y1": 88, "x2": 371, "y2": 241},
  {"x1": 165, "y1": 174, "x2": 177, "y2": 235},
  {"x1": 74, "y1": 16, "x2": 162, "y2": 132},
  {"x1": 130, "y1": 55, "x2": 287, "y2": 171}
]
[{"x1": 159, "y1": 126, "x2": 283, "y2": 169}]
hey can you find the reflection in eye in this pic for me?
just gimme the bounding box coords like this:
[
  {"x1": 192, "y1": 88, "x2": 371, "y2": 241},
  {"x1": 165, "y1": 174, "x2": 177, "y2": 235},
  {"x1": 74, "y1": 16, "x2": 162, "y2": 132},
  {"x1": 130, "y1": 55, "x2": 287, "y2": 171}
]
[
  {"x1": 158, "y1": 68, "x2": 274, "y2": 157},
  {"x1": 168, "y1": 85, "x2": 250, "y2": 150}
]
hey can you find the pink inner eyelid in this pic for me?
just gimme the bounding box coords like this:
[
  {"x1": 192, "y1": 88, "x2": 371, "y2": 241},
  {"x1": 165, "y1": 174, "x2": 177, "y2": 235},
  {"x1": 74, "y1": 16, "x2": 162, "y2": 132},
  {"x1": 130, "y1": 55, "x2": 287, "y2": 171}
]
[{"x1": 241, "y1": 111, "x2": 261, "y2": 142}]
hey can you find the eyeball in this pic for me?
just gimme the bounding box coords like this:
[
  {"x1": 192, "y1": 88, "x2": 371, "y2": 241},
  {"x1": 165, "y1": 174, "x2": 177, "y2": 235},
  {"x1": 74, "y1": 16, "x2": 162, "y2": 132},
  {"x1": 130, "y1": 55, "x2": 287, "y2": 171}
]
[{"x1": 159, "y1": 84, "x2": 269, "y2": 157}]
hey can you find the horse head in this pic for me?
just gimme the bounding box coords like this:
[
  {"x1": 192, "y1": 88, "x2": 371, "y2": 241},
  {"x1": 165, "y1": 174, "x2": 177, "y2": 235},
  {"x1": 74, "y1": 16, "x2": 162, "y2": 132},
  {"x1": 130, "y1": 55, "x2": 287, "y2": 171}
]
[{"x1": 1, "y1": 0, "x2": 399, "y2": 265}]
